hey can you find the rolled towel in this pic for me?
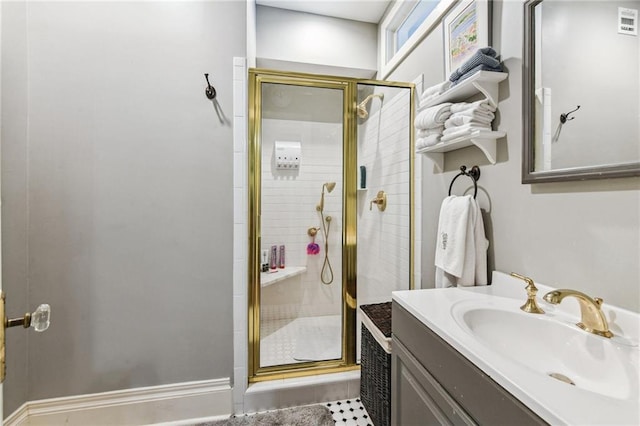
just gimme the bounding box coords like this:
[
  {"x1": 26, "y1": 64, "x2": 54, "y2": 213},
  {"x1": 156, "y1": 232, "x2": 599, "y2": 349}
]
[
  {"x1": 451, "y1": 63, "x2": 503, "y2": 86},
  {"x1": 416, "y1": 134, "x2": 442, "y2": 149},
  {"x1": 449, "y1": 47, "x2": 501, "y2": 82},
  {"x1": 419, "y1": 92, "x2": 444, "y2": 109},
  {"x1": 421, "y1": 81, "x2": 451, "y2": 99},
  {"x1": 415, "y1": 103, "x2": 452, "y2": 129},
  {"x1": 417, "y1": 126, "x2": 444, "y2": 137},
  {"x1": 445, "y1": 115, "x2": 493, "y2": 128}
]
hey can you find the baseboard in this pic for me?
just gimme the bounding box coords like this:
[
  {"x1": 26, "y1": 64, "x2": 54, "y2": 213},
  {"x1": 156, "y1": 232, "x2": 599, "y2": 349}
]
[{"x1": 5, "y1": 378, "x2": 232, "y2": 425}]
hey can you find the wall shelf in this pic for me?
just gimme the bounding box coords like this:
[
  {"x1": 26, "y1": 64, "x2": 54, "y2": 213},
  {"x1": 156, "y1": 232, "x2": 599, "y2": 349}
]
[
  {"x1": 420, "y1": 71, "x2": 508, "y2": 110},
  {"x1": 416, "y1": 71, "x2": 508, "y2": 170},
  {"x1": 417, "y1": 130, "x2": 506, "y2": 172},
  {"x1": 261, "y1": 266, "x2": 306, "y2": 287}
]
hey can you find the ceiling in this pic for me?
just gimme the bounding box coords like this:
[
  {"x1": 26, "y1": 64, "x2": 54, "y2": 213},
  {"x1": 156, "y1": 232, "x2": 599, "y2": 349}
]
[{"x1": 255, "y1": 0, "x2": 392, "y2": 24}]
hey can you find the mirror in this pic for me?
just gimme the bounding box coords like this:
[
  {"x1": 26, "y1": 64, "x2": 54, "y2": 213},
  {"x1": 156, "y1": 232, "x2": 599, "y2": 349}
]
[{"x1": 523, "y1": 0, "x2": 640, "y2": 182}]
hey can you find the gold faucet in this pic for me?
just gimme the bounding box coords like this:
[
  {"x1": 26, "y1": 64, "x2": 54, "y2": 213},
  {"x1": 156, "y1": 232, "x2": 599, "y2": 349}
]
[
  {"x1": 543, "y1": 289, "x2": 613, "y2": 338},
  {"x1": 510, "y1": 272, "x2": 545, "y2": 314}
]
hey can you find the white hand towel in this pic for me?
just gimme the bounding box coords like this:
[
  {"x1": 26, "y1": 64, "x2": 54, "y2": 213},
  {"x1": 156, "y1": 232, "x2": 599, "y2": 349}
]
[
  {"x1": 435, "y1": 196, "x2": 471, "y2": 280},
  {"x1": 457, "y1": 197, "x2": 488, "y2": 286},
  {"x1": 434, "y1": 195, "x2": 488, "y2": 288},
  {"x1": 414, "y1": 103, "x2": 452, "y2": 129}
]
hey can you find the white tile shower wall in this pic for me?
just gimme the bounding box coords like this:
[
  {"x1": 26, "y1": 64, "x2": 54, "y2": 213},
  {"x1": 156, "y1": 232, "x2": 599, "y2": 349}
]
[
  {"x1": 357, "y1": 88, "x2": 413, "y2": 306},
  {"x1": 260, "y1": 119, "x2": 343, "y2": 321},
  {"x1": 232, "y1": 57, "x2": 248, "y2": 414}
]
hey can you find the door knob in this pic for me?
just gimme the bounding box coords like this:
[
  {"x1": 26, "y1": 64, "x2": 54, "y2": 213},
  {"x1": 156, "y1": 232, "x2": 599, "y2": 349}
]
[
  {"x1": 6, "y1": 303, "x2": 51, "y2": 332},
  {"x1": 0, "y1": 292, "x2": 51, "y2": 382}
]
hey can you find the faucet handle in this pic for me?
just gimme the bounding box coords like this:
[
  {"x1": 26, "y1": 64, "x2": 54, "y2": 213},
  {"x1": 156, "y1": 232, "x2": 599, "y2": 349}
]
[{"x1": 510, "y1": 272, "x2": 545, "y2": 314}]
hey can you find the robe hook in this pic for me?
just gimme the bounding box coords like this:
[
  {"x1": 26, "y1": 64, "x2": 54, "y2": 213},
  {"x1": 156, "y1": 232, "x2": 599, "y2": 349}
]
[
  {"x1": 560, "y1": 105, "x2": 580, "y2": 124},
  {"x1": 204, "y1": 73, "x2": 217, "y2": 100}
]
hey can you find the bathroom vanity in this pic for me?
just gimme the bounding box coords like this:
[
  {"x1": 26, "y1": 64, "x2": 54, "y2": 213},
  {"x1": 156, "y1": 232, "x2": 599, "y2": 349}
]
[
  {"x1": 391, "y1": 271, "x2": 640, "y2": 425},
  {"x1": 392, "y1": 303, "x2": 545, "y2": 425}
]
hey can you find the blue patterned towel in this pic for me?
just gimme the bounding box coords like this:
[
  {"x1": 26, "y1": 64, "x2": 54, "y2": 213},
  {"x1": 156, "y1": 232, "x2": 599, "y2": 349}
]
[
  {"x1": 449, "y1": 47, "x2": 502, "y2": 82},
  {"x1": 451, "y1": 64, "x2": 503, "y2": 86}
]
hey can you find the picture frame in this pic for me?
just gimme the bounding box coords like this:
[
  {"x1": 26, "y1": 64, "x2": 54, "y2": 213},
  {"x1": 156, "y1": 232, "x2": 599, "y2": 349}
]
[{"x1": 443, "y1": 0, "x2": 492, "y2": 78}]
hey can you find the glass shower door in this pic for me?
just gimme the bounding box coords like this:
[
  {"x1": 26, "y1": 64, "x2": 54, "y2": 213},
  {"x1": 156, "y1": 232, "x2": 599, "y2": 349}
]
[{"x1": 256, "y1": 80, "x2": 346, "y2": 369}]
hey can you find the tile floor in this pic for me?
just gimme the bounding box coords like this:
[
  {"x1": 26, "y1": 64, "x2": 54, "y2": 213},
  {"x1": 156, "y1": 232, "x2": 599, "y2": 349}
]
[
  {"x1": 260, "y1": 315, "x2": 342, "y2": 366},
  {"x1": 325, "y1": 398, "x2": 374, "y2": 426}
]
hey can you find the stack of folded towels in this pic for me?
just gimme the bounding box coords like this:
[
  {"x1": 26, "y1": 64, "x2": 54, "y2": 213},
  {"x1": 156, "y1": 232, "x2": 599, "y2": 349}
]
[
  {"x1": 449, "y1": 47, "x2": 502, "y2": 86},
  {"x1": 440, "y1": 100, "x2": 496, "y2": 143},
  {"x1": 414, "y1": 102, "x2": 452, "y2": 149}
]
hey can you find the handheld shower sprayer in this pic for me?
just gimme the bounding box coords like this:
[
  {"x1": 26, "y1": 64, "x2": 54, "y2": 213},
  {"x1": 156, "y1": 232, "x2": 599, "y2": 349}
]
[
  {"x1": 314, "y1": 182, "x2": 336, "y2": 284},
  {"x1": 316, "y1": 182, "x2": 336, "y2": 212}
]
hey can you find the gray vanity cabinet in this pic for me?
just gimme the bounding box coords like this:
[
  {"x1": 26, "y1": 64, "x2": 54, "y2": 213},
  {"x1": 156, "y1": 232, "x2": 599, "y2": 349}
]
[{"x1": 391, "y1": 303, "x2": 547, "y2": 426}]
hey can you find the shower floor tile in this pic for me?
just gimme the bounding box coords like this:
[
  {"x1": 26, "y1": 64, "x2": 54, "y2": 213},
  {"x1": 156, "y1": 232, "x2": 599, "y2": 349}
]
[
  {"x1": 260, "y1": 315, "x2": 341, "y2": 367},
  {"x1": 326, "y1": 398, "x2": 374, "y2": 426}
]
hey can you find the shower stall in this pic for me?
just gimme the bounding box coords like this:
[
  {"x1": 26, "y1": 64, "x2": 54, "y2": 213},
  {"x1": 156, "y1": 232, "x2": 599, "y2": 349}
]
[{"x1": 248, "y1": 69, "x2": 415, "y2": 381}]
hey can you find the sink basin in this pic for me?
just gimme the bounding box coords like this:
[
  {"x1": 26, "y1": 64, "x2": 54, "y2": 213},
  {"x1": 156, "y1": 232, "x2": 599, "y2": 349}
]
[{"x1": 452, "y1": 300, "x2": 639, "y2": 400}]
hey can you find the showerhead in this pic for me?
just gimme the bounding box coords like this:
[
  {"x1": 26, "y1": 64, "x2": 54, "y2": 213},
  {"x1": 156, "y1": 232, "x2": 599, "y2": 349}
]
[
  {"x1": 324, "y1": 182, "x2": 336, "y2": 193},
  {"x1": 317, "y1": 182, "x2": 337, "y2": 212},
  {"x1": 357, "y1": 93, "x2": 384, "y2": 119}
]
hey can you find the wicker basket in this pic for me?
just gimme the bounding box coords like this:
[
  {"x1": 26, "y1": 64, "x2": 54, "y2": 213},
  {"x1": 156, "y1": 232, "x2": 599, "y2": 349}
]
[{"x1": 360, "y1": 302, "x2": 392, "y2": 426}]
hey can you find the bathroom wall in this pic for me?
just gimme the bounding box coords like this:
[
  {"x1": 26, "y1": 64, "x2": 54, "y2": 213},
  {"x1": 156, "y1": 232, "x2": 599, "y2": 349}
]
[
  {"x1": 387, "y1": 0, "x2": 640, "y2": 311},
  {"x1": 1, "y1": 1, "x2": 30, "y2": 414},
  {"x1": 1, "y1": 0, "x2": 245, "y2": 415},
  {"x1": 256, "y1": 5, "x2": 378, "y2": 78},
  {"x1": 260, "y1": 116, "x2": 344, "y2": 320}
]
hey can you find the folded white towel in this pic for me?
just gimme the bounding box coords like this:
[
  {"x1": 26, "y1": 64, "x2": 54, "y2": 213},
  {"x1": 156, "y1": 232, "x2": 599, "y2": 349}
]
[
  {"x1": 449, "y1": 109, "x2": 495, "y2": 121},
  {"x1": 445, "y1": 115, "x2": 493, "y2": 128},
  {"x1": 415, "y1": 103, "x2": 452, "y2": 129},
  {"x1": 416, "y1": 134, "x2": 442, "y2": 149},
  {"x1": 450, "y1": 100, "x2": 496, "y2": 114},
  {"x1": 434, "y1": 195, "x2": 488, "y2": 288},
  {"x1": 440, "y1": 124, "x2": 492, "y2": 142},
  {"x1": 416, "y1": 126, "x2": 444, "y2": 137}
]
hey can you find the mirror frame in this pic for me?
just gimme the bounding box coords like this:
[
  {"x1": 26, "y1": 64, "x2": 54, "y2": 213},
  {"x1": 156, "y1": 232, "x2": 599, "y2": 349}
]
[{"x1": 522, "y1": 0, "x2": 640, "y2": 183}]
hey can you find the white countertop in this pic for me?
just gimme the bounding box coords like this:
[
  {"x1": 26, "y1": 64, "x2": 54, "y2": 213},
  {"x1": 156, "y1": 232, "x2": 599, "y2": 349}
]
[{"x1": 392, "y1": 271, "x2": 640, "y2": 425}]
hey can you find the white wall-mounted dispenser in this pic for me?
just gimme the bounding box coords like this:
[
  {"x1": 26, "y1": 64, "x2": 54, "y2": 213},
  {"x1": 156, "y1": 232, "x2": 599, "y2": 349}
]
[{"x1": 274, "y1": 141, "x2": 301, "y2": 170}]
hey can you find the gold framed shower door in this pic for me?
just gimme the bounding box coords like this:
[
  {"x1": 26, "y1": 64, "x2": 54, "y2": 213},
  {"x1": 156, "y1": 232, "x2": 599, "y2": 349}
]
[{"x1": 248, "y1": 68, "x2": 415, "y2": 382}]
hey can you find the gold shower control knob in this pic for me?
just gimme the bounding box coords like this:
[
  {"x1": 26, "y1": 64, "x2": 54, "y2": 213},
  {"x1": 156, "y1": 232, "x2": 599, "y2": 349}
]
[{"x1": 369, "y1": 191, "x2": 387, "y2": 211}]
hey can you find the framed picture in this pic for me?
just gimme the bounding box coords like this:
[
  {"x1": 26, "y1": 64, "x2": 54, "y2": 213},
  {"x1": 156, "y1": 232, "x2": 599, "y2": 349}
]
[{"x1": 443, "y1": 0, "x2": 492, "y2": 77}]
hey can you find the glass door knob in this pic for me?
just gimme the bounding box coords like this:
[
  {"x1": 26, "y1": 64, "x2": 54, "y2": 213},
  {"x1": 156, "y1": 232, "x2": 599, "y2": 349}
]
[
  {"x1": 5, "y1": 303, "x2": 51, "y2": 332},
  {"x1": 30, "y1": 304, "x2": 51, "y2": 332}
]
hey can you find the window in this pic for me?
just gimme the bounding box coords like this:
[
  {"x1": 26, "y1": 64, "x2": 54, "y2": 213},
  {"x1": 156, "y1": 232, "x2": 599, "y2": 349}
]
[{"x1": 380, "y1": 0, "x2": 457, "y2": 78}]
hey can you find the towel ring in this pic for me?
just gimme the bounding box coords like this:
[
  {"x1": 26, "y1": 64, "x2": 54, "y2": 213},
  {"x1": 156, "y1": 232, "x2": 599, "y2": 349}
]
[{"x1": 448, "y1": 165, "x2": 480, "y2": 198}]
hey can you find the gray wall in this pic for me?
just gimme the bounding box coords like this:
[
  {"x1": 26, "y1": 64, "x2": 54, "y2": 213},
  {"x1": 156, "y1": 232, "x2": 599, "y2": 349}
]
[
  {"x1": 256, "y1": 5, "x2": 378, "y2": 77},
  {"x1": 388, "y1": 0, "x2": 640, "y2": 311},
  {"x1": 1, "y1": 0, "x2": 245, "y2": 415}
]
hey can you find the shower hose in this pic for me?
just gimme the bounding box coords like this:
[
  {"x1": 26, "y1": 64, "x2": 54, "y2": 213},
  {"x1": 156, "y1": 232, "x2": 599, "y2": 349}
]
[{"x1": 319, "y1": 212, "x2": 334, "y2": 285}]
